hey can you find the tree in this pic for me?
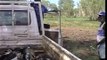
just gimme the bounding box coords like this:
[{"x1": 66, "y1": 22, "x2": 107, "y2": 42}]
[
  {"x1": 79, "y1": 0, "x2": 105, "y2": 20},
  {"x1": 41, "y1": 0, "x2": 50, "y2": 7},
  {"x1": 58, "y1": 0, "x2": 74, "y2": 17},
  {"x1": 42, "y1": 0, "x2": 58, "y2": 10},
  {"x1": 49, "y1": 3, "x2": 58, "y2": 10}
]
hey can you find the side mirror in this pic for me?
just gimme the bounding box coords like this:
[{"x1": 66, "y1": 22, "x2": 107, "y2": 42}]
[
  {"x1": 48, "y1": 7, "x2": 59, "y2": 13},
  {"x1": 34, "y1": 0, "x2": 41, "y2": 1},
  {"x1": 48, "y1": 9, "x2": 59, "y2": 13}
]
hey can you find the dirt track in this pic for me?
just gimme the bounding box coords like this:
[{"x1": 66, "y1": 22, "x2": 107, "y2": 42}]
[
  {"x1": 62, "y1": 27, "x2": 97, "y2": 41},
  {"x1": 62, "y1": 27, "x2": 99, "y2": 60}
]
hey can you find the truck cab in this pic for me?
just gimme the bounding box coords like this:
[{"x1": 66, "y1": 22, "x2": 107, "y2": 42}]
[{"x1": 0, "y1": 1, "x2": 42, "y2": 49}]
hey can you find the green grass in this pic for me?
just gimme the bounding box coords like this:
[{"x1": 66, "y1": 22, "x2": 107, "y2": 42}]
[{"x1": 44, "y1": 17, "x2": 99, "y2": 29}]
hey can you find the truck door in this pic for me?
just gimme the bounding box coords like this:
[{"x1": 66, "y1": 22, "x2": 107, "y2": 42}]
[
  {"x1": 13, "y1": 10, "x2": 29, "y2": 37},
  {"x1": 0, "y1": 10, "x2": 13, "y2": 40},
  {"x1": 0, "y1": 10, "x2": 30, "y2": 40}
]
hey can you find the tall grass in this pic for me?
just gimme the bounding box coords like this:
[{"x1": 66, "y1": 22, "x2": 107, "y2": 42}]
[{"x1": 44, "y1": 17, "x2": 99, "y2": 29}]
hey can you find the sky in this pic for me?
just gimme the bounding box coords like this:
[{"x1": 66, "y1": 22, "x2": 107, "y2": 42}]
[{"x1": 48, "y1": 0, "x2": 80, "y2": 8}]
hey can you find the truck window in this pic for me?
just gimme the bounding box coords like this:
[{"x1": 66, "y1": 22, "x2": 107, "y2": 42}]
[
  {"x1": 14, "y1": 10, "x2": 29, "y2": 25},
  {"x1": 0, "y1": 10, "x2": 30, "y2": 26},
  {"x1": 0, "y1": 10, "x2": 12, "y2": 25}
]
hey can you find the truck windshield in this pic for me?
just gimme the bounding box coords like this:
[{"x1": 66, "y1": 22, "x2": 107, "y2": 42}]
[{"x1": 0, "y1": 10, "x2": 29, "y2": 26}]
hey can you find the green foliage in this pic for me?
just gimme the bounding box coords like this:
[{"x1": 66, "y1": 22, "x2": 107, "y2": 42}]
[
  {"x1": 58, "y1": 0, "x2": 74, "y2": 17},
  {"x1": 79, "y1": 0, "x2": 105, "y2": 20},
  {"x1": 41, "y1": 0, "x2": 58, "y2": 10},
  {"x1": 49, "y1": 3, "x2": 58, "y2": 10},
  {"x1": 42, "y1": 0, "x2": 105, "y2": 21},
  {"x1": 41, "y1": 0, "x2": 51, "y2": 7}
]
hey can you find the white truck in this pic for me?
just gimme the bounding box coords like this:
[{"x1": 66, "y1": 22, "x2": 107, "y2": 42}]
[{"x1": 0, "y1": 0, "x2": 81, "y2": 60}]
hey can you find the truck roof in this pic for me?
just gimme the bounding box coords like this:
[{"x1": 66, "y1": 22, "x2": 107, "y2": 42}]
[{"x1": 0, "y1": 5, "x2": 33, "y2": 10}]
